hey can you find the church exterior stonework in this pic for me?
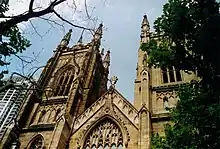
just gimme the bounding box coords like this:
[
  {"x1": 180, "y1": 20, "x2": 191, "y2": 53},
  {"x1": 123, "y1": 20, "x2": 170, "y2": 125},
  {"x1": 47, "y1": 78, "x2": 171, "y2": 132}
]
[{"x1": 0, "y1": 15, "x2": 196, "y2": 149}]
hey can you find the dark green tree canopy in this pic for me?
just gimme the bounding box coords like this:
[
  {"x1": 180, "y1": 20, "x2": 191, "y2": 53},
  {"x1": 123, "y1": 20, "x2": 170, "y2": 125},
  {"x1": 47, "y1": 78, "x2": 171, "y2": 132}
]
[
  {"x1": 142, "y1": 0, "x2": 220, "y2": 82},
  {"x1": 143, "y1": 0, "x2": 220, "y2": 149}
]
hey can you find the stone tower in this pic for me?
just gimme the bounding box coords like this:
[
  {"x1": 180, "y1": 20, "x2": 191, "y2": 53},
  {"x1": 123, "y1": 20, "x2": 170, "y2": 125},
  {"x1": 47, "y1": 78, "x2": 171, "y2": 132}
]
[
  {"x1": 1, "y1": 15, "x2": 197, "y2": 149},
  {"x1": 134, "y1": 15, "x2": 197, "y2": 148},
  {"x1": 0, "y1": 24, "x2": 111, "y2": 149}
]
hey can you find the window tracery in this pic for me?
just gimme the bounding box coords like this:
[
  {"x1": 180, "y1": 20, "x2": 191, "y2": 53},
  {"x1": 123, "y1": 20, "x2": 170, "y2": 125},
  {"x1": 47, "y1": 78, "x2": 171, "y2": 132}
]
[
  {"x1": 28, "y1": 135, "x2": 44, "y2": 149},
  {"x1": 161, "y1": 66, "x2": 182, "y2": 83},
  {"x1": 83, "y1": 119, "x2": 123, "y2": 149},
  {"x1": 54, "y1": 69, "x2": 74, "y2": 96}
]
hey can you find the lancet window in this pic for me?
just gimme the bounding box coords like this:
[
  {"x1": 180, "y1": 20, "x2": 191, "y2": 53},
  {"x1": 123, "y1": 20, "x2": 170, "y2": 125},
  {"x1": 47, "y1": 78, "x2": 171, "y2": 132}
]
[
  {"x1": 38, "y1": 110, "x2": 46, "y2": 123},
  {"x1": 28, "y1": 135, "x2": 44, "y2": 149},
  {"x1": 54, "y1": 69, "x2": 74, "y2": 96},
  {"x1": 161, "y1": 66, "x2": 182, "y2": 83},
  {"x1": 83, "y1": 119, "x2": 123, "y2": 149}
]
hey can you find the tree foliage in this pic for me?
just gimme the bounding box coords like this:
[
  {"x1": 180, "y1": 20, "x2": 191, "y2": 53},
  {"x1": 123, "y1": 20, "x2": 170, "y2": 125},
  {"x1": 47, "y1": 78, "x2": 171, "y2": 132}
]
[
  {"x1": 143, "y1": 0, "x2": 220, "y2": 82},
  {"x1": 0, "y1": 0, "x2": 94, "y2": 91},
  {"x1": 141, "y1": 0, "x2": 220, "y2": 148},
  {"x1": 151, "y1": 83, "x2": 220, "y2": 149},
  {"x1": 0, "y1": 2, "x2": 31, "y2": 89}
]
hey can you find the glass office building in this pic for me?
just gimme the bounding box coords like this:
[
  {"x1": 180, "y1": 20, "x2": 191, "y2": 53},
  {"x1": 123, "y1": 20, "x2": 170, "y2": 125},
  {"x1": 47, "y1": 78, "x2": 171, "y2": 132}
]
[{"x1": 0, "y1": 77, "x2": 29, "y2": 140}]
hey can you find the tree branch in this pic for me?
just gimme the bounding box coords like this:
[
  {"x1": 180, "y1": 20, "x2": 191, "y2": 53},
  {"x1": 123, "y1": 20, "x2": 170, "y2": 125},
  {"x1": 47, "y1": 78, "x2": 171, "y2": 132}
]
[
  {"x1": 0, "y1": 0, "x2": 93, "y2": 34},
  {"x1": 29, "y1": 0, "x2": 35, "y2": 12},
  {"x1": 53, "y1": 10, "x2": 92, "y2": 30},
  {"x1": 30, "y1": 20, "x2": 43, "y2": 38},
  {"x1": 0, "y1": 5, "x2": 55, "y2": 33}
]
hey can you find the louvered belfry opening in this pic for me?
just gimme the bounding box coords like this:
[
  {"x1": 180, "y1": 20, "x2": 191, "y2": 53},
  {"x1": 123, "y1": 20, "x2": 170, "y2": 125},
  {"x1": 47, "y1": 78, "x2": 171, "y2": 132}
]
[
  {"x1": 54, "y1": 69, "x2": 74, "y2": 96},
  {"x1": 161, "y1": 66, "x2": 182, "y2": 83}
]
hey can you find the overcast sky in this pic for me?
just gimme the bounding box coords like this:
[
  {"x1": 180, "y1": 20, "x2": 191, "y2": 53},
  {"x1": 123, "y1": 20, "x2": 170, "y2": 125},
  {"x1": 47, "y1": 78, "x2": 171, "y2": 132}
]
[{"x1": 6, "y1": 0, "x2": 167, "y2": 102}]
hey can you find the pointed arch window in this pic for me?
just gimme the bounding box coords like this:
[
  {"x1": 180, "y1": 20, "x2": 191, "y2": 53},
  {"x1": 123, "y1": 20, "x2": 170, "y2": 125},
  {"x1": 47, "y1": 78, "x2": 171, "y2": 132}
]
[
  {"x1": 83, "y1": 119, "x2": 123, "y2": 149},
  {"x1": 28, "y1": 135, "x2": 44, "y2": 149},
  {"x1": 161, "y1": 66, "x2": 182, "y2": 83},
  {"x1": 54, "y1": 69, "x2": 74, "y2": 96}
]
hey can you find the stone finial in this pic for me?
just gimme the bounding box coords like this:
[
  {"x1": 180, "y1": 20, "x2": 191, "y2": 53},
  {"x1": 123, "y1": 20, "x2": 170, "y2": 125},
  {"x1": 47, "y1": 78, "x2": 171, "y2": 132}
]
[
  {"x1": 110, "y1": 76, "x2": 118, "y2": 88},
  {"x1": 103, "y1": 50, "x2": 110, "y2": 69},
  {"x1": 60, "y1": 29, "x2": 72, "y2": 46},
  {"x1": 77, "y1": 35, "x2": 83, "y2": 44},
  {"x1": 95, "y1": 23, "x2": 103, "y2": 35},
  {"x1": 142, "y1": 14, "x2": 149, "y2": 26},
  {"x1": 77, "y1": 29, "x2": 84, "y2": 44},
  {"x1": 93, "y1": 23, "x2": 103, "y2": 43}
]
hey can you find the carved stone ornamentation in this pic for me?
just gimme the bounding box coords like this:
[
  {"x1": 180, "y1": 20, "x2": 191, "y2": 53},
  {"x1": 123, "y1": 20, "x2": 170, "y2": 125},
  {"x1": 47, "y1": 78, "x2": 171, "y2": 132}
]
[
  {"x1": 110, "y1": 76, "x2": 118, "y2": 88},
  {"x1": 156, "y1": 91, "x2": 177, "y2": 101},
  {"x1": 83, "y1": 119, "x2": 123, "y2": 148}
]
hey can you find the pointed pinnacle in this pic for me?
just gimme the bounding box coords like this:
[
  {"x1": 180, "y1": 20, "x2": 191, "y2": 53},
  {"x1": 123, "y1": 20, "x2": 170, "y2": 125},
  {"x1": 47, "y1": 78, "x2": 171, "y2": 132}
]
[
  {"x1": 95, "y1": 23, "x2": 103, "y2": 35},
  {"x1": 77, "y1": 29, "x2": 84, "y2": 44},
  {"x1": 104, "y1": 50, "x2": 110, "y2": 62},
  {"x1": 93, "y1": 23, "x2": 103, "y2": 42},
  {"x1": 62, "y1": 29, "x2": 72, "y2": 43},
  {"x1": 142, "y1": 14, "x2": 149, "y2": 25}
]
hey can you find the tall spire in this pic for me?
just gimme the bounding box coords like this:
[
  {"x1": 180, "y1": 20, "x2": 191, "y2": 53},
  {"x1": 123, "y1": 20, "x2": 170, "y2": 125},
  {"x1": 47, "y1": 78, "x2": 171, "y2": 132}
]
[
  {"x1": 93, "y1": 23, "x2": 103, "y2": 43},
  {"x1": 103, "y1": 50, "x2": 110, "y2": 70},
  {"x1": 134, "y1": 14, "x2": 151, "y2": 110},
  {"x1": 141, "y1": 15, "x2": 150, "y2": 43},
  {"x1": 60, "y1": 29, "x2": 72, "y2": 46}
]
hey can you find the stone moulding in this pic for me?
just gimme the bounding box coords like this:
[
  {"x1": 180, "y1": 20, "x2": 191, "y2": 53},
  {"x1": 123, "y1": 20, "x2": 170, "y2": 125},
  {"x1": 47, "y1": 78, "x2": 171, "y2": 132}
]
[{"x1": 76, "y1": 115, "x2": 130, "y2": 149}]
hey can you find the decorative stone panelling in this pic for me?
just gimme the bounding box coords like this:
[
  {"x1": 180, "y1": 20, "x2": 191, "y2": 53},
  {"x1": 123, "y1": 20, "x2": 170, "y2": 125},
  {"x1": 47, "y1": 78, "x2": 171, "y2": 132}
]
[
  {"x1": 155, "y1": 90, "x2": 178, "y2": 112},
  {"x1": 72, "y1": 89, "x2": 134, "y2": 149},
  {"x1": 73, "y1": 96, "x2": 105, "y2": 130},
  {"x1": 31, "y1": 101, "x2": 66, "y2": 125},
  {"x1": 74, "y1": 52, "x2": 86, "y2": 66},
  {"x1": 74, "y1": 108, "x2": 130, "y2": 149},
  {"x1": 112, "y1": 94, "x2": 139, "y2": 127},
  {"x1": 156, "y1": 91, "x2": 177, "y2": 100}
]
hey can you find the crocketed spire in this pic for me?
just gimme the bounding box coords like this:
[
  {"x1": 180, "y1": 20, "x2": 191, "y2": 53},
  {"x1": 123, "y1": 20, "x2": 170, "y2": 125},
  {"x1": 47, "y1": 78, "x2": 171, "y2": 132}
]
[
  {"x1": 92, "y1": 23, "x2": 103, "y2": 44},
  {"x1": 60, "y1": 29, "x2": 72, "y2": 46},
  {"x1": 141, "y1": 15, "x2": 150, "y2": 43}
]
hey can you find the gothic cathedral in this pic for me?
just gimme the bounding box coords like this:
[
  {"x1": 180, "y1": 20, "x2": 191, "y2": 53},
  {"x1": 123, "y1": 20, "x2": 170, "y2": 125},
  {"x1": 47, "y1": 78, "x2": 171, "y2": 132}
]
[{"x1": 1, "y1": 15, "x2": 196, "y2": 149}]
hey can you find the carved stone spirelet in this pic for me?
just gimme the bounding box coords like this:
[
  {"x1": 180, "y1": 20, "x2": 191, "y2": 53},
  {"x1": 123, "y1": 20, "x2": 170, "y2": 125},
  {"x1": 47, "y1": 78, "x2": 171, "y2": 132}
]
[{"x1": 110, "y1": 76, "x2": 118, "y2": 88}]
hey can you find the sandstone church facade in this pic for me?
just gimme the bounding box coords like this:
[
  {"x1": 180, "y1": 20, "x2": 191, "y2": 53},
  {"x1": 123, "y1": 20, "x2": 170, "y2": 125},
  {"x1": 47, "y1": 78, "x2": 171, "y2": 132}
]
[{"x1": 0, "y1": 15, "x2": 196, "y2": 149}]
